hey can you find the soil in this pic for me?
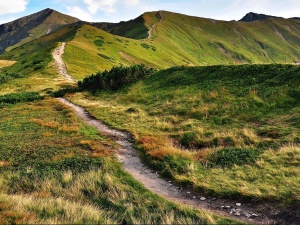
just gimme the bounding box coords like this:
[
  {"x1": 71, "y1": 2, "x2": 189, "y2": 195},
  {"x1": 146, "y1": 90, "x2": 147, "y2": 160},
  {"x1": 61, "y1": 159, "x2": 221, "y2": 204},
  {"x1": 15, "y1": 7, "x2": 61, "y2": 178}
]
[
  {"x1": 52, "y1": 42, "x2": 76, "y2": 83},
  {"x1": 148, "y1": 11, "x2": 164, "y2": 39}
]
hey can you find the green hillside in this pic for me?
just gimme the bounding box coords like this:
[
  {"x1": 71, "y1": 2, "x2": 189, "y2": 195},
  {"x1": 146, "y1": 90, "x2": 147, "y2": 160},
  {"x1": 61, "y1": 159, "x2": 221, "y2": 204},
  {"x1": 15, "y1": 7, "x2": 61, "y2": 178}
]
[
  {"x1": 1, "y1": 10, "x2": 300, "y2": 83},
  {"x1": 0, "y1": 8, "x2": 79, "y2": 53},
  {"x1": 92, "y1": 14, "x2": 149, "y2": 39},
  {"x1": 0, "y1": 25, "x2": 79, "y2": 94},
  {"x1": 62, "y1": 11, "x2": 300, "y2": 79},
  {"x1": 0, "y1": 8, "x2": 300, "y2": 224},
  {"x1": 0, "y1": 97, "x2": 236, "y2": 224},
  {"x1": 69, "y1": 64, "x2": 300, "y2": 202}
]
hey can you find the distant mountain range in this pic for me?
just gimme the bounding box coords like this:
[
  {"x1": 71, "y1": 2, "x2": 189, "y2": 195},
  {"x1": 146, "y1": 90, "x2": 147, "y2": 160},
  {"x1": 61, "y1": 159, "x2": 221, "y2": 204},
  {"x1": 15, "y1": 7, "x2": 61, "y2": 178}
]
[{"x1": 0, "y1": 9, "x2": 299, "y2": 75}]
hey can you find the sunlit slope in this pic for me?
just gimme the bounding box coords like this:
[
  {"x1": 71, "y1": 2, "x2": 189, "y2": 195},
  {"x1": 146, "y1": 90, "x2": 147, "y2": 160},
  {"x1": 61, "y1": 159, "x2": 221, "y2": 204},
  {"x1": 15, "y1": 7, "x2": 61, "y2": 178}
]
[
  {"x1": 64, "y1": 11, "x2": 300, "y2": 78},
  {"x1": 148, "y1": 11, "x2": 300, "y2": 64},
  {"x1": 0, "y1": 9, "x2": 79, "y2": 53},
  {"x1": 63, "y1": 25, "x2": 193, "y2": 79},
  {"x1": 0, "y1": 26, "x2": 79, "y2": 94}
]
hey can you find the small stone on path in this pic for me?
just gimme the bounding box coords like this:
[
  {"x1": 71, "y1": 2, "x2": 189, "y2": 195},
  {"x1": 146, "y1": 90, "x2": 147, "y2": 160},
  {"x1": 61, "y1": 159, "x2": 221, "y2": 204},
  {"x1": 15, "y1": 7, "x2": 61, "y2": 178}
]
[
  {"x1": 243, "y1": 212, "x2": 252, "y2": 218},
  {"x1": 200, "y1": 197, "x2": 206, "y2": 201}
]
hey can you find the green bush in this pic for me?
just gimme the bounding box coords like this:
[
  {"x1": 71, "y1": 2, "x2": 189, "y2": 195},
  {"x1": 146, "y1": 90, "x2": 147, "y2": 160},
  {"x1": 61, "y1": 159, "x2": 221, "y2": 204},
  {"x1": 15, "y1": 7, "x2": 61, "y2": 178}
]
[
  {"x1": 78, "y1": 64, "x2": 156, "y2": 92},
  {"x1": 94, "y1": 39, "x2": 104, "y2": 47},
  {"x1": 208, "y1": 148, "x2": 261, "y2": 168},
  {"x1": 0, "y1": 92, "x2": 43, "y2": 105},
  {"x1": 180, "y1": 132, "x2": 197, "y2": 148},
  {"x1": 0, "y1": 72, "x2": 22, "y2": 85},
  {"x1": 50, "y1": 88, "x2": 79, "y2": 98}
]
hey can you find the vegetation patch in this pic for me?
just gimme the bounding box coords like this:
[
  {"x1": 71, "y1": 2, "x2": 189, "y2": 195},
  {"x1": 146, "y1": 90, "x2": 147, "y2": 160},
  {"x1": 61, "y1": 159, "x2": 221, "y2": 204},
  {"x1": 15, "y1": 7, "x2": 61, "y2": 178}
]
[
  {"x1": 97, "y1": 53, "x2": 111, "y2": 60},
  {"x1": 69, "y1": 64, "x2": 300, "y2": 202},
  {"x1": 141, "y1": 43, "x2": 156, "y2": 51},
  {"x1": 78, "y1": 64, "x2": 156, "y2": 92},
  {"x1": 0, "y1": 72, "x2": 22, "y2": 85},
  {"x1": 93, "y1": 39, "x2": 105, "y2": 47},
  {"x1": 0, "y1": 98, "x2": 232, "y2": 224},
  {"x1": 0, "y1": 92, "x2": 43, "y2": 106},
  {"x1": 207, "y1": 148, "x2": 262, "y2": 168}
]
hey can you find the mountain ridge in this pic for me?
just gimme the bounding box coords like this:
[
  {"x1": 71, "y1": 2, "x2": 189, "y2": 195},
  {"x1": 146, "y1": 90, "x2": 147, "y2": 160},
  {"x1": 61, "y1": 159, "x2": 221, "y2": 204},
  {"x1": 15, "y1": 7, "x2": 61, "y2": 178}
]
[
  {"x1": 0, "y1": 8, "x2": 79, "y2": 53},
  {"x1": 1, "y1": 9, "x2": 299, "y2": 52},
  {"x1": 0, "y1": 8, "x2": 300, "y2": 77}
]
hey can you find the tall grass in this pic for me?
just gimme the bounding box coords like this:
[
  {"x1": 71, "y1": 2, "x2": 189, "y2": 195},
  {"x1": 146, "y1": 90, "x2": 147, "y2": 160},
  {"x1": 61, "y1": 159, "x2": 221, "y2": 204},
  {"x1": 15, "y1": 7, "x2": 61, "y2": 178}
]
[
  {"x1": 68, "y1": 64, "x2": 300, "y2": 202},
  {"x1": 0, "y1": 98, "x2": 236, "y2": 224}
]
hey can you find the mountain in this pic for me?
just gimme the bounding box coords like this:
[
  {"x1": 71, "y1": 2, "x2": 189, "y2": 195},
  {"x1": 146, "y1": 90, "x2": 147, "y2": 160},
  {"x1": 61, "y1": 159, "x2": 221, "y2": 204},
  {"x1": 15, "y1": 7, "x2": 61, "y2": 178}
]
[
  {"x1": 239, "y1": 12, "x2": 280, "y2": 22},
  {"x1": 61, "y1": 10, "x2": 300, "y2": 78},
  {"x1": 0, "y1": 8, "x2": 79, "y2": 53},
  {"x1": 1, "y1": 9, "x2": 300, "y2": 80},
  {"x1": 91, "y1": 15, "x2": 149, "y2": 40}
]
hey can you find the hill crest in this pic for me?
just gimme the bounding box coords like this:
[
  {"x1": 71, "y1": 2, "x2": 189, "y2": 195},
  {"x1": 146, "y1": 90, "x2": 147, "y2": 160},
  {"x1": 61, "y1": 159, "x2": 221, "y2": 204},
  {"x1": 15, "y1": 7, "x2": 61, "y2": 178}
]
[{"x1": 0, "y1": 8, "x2": 79, "y2": 53}]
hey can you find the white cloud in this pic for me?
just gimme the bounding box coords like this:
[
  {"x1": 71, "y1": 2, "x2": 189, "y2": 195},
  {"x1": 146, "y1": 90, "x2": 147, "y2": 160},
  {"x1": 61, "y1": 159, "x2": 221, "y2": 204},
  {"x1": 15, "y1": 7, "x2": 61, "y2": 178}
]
[
  {"x1": 0, "y1": 0, "x2": 28, "y2": 16},
  {"x1": 67, "y1": 6, "x2": 94, "y2": 21},
  {"x1": 124, "y1": 0, "x2": 140, "y2": 6},
  {"x1": 83, "y1": 0, "x2": 140, "y2": 14},
  {"x1": 84, "y1": 0, "x2": 118, "y2": 14}
]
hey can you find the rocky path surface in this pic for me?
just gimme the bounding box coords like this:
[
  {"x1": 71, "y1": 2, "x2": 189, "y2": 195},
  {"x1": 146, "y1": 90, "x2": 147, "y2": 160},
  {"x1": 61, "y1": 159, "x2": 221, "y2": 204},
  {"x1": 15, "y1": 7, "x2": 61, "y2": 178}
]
[
  {"x1": 148, "y1": 11, "x2": 164, "y2": 39},
  {"x1": 57, "y1": 98, "x2": 289, "y2": 225},
  {"x1": 52, "y1": 42, "x2": 76, "y2": 83}
]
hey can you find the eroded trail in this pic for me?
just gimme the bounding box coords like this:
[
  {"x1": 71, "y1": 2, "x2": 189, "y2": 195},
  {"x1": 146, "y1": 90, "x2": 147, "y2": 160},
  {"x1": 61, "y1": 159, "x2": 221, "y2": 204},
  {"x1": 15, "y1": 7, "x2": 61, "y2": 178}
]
[
  {"x1": 52, "y1": 42, "x2": 76, "y2": 83},
  {"x1": 57, "y1": 98, "x2": 285, "y2": 225},
  {"x1": 148, "y1": 11, "x2": 164, "y2": 39}
]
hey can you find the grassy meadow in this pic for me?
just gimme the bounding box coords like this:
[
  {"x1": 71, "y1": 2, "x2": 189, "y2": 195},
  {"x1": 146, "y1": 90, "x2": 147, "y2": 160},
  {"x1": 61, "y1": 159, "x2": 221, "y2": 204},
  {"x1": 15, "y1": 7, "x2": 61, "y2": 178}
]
[
  {"x1": 68, "y1": 64, "x2": 300, "y2": 203},
  {"x1": 62, "y1": 11, "x2": 300, "y2": 79},
  {"x1": 0, "y1": 96, "x2": 238, "y2": 224},
  {"x1": 0, "y1": 9, "x2": 300, "y2": 223},
  {"x1": 0, "y1": 26, "x2": 79, "y2": 95}
]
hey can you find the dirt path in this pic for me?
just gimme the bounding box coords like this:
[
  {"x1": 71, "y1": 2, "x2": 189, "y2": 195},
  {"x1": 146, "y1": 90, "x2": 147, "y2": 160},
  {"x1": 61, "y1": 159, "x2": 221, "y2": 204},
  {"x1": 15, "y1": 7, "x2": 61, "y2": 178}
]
[
  {"x1": 52, "y1": 42, "x2": 76, "y2": 83},
  {"x1": 57, "y1": 97, "x2": 295, "y2": 225},
  {"x1": 148, "y1": 11, "x2": 164, "y2": 39}
]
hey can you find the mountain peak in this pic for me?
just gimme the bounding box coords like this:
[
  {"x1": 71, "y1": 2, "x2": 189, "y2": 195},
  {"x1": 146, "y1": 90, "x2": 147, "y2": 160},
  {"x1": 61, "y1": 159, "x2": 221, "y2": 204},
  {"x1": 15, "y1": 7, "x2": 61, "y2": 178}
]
[
  {"x1": 0, "y1": 8, "x2": 79, "y2": 53},
  {"x1": 239, "y1": 12, "x2": 278, "y2": 22}
]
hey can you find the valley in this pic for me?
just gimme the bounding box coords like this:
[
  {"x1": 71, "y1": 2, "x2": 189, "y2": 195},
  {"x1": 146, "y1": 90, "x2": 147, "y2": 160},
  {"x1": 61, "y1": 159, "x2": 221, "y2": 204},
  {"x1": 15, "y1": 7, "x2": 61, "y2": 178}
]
[{"x1": 0, "y1": 7, "x2": 299, "y2": 225}]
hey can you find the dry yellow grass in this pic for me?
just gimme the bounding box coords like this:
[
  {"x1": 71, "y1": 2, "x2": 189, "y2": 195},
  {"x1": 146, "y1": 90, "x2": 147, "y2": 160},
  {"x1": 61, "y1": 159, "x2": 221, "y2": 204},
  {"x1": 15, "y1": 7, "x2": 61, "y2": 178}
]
[{"x1": 0, "y1": 60, "x2": 16, "y2": 68}]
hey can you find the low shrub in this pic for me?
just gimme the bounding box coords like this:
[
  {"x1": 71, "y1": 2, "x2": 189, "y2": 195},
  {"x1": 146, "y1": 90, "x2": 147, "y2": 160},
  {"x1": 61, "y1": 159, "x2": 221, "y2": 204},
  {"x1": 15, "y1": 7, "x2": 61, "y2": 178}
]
[
  {"x1": 0, "y1": 92, "x2": 43, "y2": 104},
  {"x1": 208, "y1": 148, "x2": 261, "y2": 168},
  {"x1": 78, "y1": 64, "x2": 156, "y2": 92}
]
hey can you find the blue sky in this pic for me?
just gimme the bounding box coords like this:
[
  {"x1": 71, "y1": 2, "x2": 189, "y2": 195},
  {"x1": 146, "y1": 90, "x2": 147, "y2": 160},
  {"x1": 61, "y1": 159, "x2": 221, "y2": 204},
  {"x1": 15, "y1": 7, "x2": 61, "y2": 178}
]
[{"x1": 1, "y1": 0, "x2": 300, "y2": 24}]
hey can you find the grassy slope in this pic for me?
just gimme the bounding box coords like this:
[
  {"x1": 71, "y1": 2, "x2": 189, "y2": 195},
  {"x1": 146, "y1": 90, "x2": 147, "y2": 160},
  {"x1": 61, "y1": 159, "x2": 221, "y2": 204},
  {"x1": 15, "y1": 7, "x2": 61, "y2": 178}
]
[
  {"x1": 93, "y1": 15, "x2": 149, "y2": 39},
  {"x1": 68, "y1": 64, "x2": 300, "y2": 202},
  {"x1": 1, "y1": 10, "x2": 300, "y2": 84},
  {"x1": 0, "y1": 26, "x2": 79, "y2": 95},
  {"x1": 5, "y1": 10, "x2": 79, "y2": 52},
  {"x1": 62, "y1": 11, "x2": 300, "y2": 79},
  {"x1": 63, "y1": 24, "x2": 181, "y2": 80},
  {"x1": 0, "y1": 98, "x2": 237, "y2": 224},
  {"x1": 0, "y1": 60, "x2": 16, "y2": 68}
]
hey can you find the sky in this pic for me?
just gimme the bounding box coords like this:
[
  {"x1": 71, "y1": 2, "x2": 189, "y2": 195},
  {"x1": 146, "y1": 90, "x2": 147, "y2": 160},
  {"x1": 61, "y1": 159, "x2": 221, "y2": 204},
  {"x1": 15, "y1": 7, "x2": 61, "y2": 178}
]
[{"x1": 0, "y1": 0, "x2": 300, "y2": 24}]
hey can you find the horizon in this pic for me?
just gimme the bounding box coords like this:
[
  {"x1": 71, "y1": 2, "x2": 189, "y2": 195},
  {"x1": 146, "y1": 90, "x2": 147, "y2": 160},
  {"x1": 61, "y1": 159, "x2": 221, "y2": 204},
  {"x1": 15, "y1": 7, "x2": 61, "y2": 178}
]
[
  {"x1": 2, "y1": 8, "x2": 294, "y2": 25},
  {"x1": 0, "y1": 0, "x2": 299, "y2": 24}
]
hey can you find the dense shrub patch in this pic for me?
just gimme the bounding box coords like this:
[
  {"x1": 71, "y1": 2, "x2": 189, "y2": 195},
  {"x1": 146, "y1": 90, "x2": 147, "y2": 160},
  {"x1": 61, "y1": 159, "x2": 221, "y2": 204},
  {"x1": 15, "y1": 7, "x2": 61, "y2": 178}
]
[
  {"x1": 208, "y1": 148, "x2": 261, "y2": 168},
  {"x1": 78, "y1": 64, "x2": 156, "y2": 92},
  {"x1": 0, "y1": 92, "x2": 43, "y2": 105},
  {"x1": 0, "y1": 72, "x2": 22, "y2": 85}
]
